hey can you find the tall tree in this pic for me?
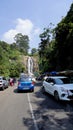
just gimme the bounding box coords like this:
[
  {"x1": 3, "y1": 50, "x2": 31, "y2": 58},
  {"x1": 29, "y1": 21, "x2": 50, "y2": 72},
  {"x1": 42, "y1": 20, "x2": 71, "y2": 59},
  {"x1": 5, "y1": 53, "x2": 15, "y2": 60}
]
[
  {"x1": 14, "y1": 33, "x2": 29, "y2": 54},
  {"x1": 31, "y1": 48, "x2": 38, "y2": 55},
  {"x1": 38, "y1": 3, "x2": 73, "y2": 73},
  {"x1": 38, "y1": 27, "x2": 52, "y2": 73},
  {"x1": 54, "y1": 3, "x2": 73, "y2": 70},
  {"x1": 38, "y1": 24, "x2": 55, "y2": 73}
]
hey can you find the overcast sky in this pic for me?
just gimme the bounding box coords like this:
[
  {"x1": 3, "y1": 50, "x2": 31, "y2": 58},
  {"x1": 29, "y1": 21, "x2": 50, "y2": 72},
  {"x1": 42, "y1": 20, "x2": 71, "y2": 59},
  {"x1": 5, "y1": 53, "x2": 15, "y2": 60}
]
[{"x1": 0, "y1": 0, "x2": 73, "y2": 52}]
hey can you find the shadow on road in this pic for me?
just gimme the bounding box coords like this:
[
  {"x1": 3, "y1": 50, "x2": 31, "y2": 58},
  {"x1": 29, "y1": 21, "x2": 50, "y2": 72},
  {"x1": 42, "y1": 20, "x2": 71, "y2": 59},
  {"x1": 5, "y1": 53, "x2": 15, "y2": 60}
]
[
  {"x1": 22, "y1": 81, "x2": 73, "y2": 130},
  {"x1": 13, "y1": 88, "x2": 34, "y2": 94}
]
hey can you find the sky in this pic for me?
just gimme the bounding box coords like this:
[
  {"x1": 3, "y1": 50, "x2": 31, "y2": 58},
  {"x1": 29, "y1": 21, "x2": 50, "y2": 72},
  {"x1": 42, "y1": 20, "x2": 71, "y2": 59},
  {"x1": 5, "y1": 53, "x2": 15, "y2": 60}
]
[{"x1": 0, "y1": 0, "x2": 73, "y2": 52}]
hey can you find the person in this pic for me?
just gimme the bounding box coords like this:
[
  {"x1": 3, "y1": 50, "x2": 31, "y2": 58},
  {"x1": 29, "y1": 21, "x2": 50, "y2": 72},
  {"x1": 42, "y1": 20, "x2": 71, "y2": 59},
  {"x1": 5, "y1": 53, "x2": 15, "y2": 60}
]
[
  {"x1": 9, "y1": 78, "x2": 14, "y2": 86},
  {"x1": 13, "y1": 77, "x2": 16, "y2": 84}
]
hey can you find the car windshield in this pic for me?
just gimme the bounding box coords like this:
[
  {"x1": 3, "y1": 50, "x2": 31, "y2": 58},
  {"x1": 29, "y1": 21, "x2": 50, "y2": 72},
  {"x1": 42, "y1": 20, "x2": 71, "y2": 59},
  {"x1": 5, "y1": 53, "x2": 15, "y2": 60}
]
[
  {"x1": 19, "y1": 77, "x2": 31, "y2": 82},
  {"x1": 55, "y1": 78, "x2": 71, "y2": 84}
]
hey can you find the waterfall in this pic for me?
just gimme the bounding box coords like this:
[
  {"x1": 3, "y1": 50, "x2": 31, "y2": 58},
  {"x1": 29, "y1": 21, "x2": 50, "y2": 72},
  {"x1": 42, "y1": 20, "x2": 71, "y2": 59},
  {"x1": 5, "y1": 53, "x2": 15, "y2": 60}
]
[{"x1": 28, "y1": 57, "x2": 33, "y2": 76}]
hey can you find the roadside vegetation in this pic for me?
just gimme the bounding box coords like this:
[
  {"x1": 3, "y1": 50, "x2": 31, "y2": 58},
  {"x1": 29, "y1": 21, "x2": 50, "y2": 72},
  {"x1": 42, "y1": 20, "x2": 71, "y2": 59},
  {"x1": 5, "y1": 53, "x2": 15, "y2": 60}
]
[
  {"x1": 0, "y1": 41, "x2": 24, "y2": 77},
  {"x1": 38, "y1": 3, "x2": 73, "y2": 74}
]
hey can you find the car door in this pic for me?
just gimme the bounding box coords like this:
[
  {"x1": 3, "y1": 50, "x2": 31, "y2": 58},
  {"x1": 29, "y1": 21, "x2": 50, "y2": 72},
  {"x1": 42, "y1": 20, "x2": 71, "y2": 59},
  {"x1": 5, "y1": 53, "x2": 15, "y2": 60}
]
[
  {"x1": 44, "y1": 78, "x2": 51, "y2": 94},
  {"x1": 45, "y1": 78, "x2": 55, "y2": 95},
  {"x1": 48, "y1": 78, "x2": 55, "y2": 95}
]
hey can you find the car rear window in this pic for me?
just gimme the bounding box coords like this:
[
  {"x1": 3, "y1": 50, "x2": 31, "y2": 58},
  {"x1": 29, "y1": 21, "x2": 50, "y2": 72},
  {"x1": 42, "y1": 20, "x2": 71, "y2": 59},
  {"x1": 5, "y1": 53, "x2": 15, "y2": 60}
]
[{"x1": 19, "y1": 78, "x2": 31, "y2": 82}]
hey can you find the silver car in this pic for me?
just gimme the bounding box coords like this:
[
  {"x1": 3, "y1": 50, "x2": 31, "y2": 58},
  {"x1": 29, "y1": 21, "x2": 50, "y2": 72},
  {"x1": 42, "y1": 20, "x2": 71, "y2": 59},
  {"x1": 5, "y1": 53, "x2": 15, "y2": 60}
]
[
  {"x1": 42, "y1": 76, "x2": 73, "y2": 101},
  {"x1": 0, "y1": 76, "x2": 9, "y2": 90}
]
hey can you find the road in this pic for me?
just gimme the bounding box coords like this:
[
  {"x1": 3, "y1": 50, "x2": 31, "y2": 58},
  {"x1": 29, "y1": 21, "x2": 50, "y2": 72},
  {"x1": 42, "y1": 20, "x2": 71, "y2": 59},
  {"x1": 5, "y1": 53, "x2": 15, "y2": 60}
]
[{"x1": 0, "y1": 82, "x2": 73, "y2": 130}]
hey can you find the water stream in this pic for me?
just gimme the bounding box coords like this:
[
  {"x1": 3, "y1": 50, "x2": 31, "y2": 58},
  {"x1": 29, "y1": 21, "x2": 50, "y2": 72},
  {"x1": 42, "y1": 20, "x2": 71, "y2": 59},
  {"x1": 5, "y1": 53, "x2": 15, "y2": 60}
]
[{"x1": 28, "y1": 57, "x2": 33, "y2": 76}]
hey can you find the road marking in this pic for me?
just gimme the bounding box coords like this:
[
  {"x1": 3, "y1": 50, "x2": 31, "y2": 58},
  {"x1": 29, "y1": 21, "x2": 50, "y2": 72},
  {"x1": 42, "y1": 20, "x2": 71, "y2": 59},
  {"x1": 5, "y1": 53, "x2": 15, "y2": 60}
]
[{"x1": 27, "y1": 93, "x2": 38, "y2": 130}]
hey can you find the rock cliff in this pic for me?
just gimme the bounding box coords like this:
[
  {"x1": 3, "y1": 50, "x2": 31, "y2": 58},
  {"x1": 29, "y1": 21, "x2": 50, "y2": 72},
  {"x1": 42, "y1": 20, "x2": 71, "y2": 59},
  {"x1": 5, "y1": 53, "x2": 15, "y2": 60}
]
[{"x1": 21, "y1": 55, "x2": 39, "y2": 74}]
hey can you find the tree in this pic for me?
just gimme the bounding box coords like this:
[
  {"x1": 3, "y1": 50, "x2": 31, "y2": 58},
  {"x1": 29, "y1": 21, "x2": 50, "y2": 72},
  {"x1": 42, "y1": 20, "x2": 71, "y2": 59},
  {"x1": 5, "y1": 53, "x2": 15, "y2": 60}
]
[
  {"x1": 54, "y1": 3, "x2": 73, "y2": 70},
  {"x1": 0, "y1": 40, "x2": 25, "y2": 77},
  {"x1": 38, "y1": 26, "x2": 53, "y2": 73},
  {"x1": 38, "y1": 3, "x2": 73, "y2": 72},
  {"x1": 14, "y1": 33, "x2": 29, "y2": 54},
  {"x1": 31, "y1": 48, "x2": 38, "y2": 55},
  {"x1": 9, "y1": 62, "x2": 25, "y2": 77}
]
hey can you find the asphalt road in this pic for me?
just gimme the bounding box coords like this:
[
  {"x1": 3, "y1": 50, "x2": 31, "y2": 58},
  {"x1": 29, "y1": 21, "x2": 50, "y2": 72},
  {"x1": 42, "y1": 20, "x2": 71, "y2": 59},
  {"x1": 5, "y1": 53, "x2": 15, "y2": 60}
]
[{"x1": 0, "y1": 82, "x2": 73, "y2": 130}]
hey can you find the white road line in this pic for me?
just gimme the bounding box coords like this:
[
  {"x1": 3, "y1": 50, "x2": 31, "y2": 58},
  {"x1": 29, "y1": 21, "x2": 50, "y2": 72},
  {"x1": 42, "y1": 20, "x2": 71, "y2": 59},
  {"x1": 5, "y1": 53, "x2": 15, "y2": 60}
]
[{"x1": 27, "y1": 93, "x2": 38, "y2": 130}]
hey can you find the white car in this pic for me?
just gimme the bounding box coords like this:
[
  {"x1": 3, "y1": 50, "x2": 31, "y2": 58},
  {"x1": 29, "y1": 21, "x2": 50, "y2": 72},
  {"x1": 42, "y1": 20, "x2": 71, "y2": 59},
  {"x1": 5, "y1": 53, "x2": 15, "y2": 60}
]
[
  {"x1": 0, "y1": 76, "x2": 9, "y2": 90},
  {"x1": 42, "y1": 76, "x2": 73, "y2": 101}
]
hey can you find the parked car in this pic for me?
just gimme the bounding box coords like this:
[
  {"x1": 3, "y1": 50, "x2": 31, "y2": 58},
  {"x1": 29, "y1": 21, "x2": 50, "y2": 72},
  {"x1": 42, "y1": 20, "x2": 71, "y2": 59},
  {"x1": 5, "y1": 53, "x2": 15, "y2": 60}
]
[
  {"x1": 42, "y1": 76, "x2": 73, "y2": 101},
  {"x1": 0, "y1": 76, "x2": 9, "y2": 90},
  {"x1": 17, "y1": 77, "x2": 34, "y2": 92}
]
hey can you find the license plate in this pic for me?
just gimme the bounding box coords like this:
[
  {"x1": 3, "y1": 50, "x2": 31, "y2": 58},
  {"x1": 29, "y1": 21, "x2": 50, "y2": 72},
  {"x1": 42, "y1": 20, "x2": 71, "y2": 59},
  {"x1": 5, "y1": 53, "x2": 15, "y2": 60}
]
[{"x1": 23, "y1": 87, "x2": 29, "y2": 90}]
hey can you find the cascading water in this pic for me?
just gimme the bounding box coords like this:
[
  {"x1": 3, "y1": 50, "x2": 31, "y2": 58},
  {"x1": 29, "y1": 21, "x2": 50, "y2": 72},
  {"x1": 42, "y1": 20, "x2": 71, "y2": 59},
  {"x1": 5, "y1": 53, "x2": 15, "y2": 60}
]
[{"x1": 28, "y1": 57, "x2": 33, "y2": 76}]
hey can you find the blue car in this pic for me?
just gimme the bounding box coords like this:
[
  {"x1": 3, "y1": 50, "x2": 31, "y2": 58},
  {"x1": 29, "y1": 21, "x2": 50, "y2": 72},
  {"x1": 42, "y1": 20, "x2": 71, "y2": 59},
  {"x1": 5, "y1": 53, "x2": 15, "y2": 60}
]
[{"x1": 17, "y1": 77, "x2": 34, "y2": 92}]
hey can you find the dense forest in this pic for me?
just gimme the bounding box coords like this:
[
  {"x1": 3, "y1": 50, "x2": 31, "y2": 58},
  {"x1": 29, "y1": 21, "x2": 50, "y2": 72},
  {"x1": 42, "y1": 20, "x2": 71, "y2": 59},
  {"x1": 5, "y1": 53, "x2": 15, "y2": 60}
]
[
  {"x1": 38, "y1": 3, "x2": 73, "y2": 73},
  {"x1": 0, "y1": 33, "x2": 30, "y2": 77},
  {"x1": 0, "y1": 3, "x2": 73, "y2": 77}
]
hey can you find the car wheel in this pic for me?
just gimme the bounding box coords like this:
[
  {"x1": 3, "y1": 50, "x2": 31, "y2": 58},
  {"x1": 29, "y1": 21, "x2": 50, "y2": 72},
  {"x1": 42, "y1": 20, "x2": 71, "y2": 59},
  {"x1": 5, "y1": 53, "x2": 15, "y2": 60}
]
[
  {"x1": 30, "y1": 88, "x2": 34, "y2": 92},
  {"x1": 6, "y1": 85, "x2": 8, "y2": 88},
  {"x1": 17, "y1": 89, "x2": 20, "y2": 93},
  {"x1": 2, "y1": 86, "x2": 4, "y2": 90},
  {"x1": 54, "y1": 91, "x2": 59, "y2": 101}
]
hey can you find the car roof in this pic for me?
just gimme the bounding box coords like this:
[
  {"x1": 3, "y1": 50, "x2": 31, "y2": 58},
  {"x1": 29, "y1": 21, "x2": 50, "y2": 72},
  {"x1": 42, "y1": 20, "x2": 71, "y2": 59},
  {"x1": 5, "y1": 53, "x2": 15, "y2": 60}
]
[{"x1": 48, "y1": 76, "x2": 67, "y2": 79}]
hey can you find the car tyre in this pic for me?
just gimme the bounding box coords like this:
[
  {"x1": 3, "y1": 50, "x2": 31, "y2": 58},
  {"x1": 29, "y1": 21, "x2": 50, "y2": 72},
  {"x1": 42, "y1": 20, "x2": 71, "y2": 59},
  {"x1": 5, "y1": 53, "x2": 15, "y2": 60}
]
[
  {"x1": 2, "y1": 86, "x2": 4, "y2": 90},
  {"x1": 54, "y1": 91, "x2": 59, "y2": 101},
  {"x1": 30, "y1": 88, "x2": 34, "y2": 92},
  {"x1": 17, "y1": 89, "x2": 20, "y2": 93}
]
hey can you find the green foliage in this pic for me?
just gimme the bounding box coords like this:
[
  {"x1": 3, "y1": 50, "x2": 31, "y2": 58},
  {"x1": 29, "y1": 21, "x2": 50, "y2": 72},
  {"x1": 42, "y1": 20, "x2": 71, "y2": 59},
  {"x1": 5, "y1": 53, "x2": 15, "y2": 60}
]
[
  {"x1": 64, "y1": 3, "x2": 73, "y2": 23},
  {"x1": 38, "y1": 3, "x2": 73, "y2": 73},
  {"x1": 38, "y1": 26, "x2": 54, "y2": 73},
  {"x1": 0, "y1": 41, "x2": 25, "y2": 77},
  {"x1": 54, "y1": 3, "x2": 73, "y2": 70},
  {"x1": 14, "y1": 33, "x2": 29, "y2": 54},
  {"x1": 31, "y1": 48, "x2": 38, "y2": 56},
  {"x1": 9, "y1": 62, "x2": 25, "y2": 77}
]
